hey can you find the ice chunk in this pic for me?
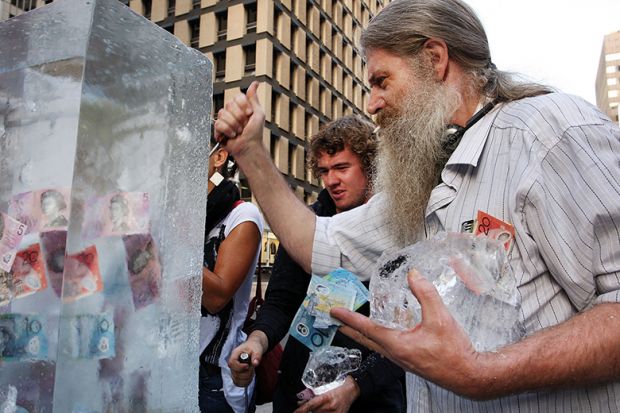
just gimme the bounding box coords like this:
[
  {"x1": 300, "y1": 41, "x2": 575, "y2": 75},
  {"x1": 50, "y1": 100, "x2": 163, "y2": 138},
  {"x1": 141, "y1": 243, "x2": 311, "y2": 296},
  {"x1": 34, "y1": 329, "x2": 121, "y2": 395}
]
[
  {"x1": 370, "y1": 232, "x2": 524, "y2": 351},
  {"x1": 301, "y1": 346, "x2": 362, "y2": 395},
  {"x1": 0, "y1": 0, "x2": 211, "y2": 411}
]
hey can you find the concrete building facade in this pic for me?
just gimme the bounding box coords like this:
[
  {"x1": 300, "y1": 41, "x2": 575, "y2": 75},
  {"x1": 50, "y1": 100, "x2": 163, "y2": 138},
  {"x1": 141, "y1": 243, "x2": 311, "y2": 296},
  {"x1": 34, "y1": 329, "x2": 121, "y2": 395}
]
[
  {"x1": 126, "y1": 0, "x2": 386, "y2": 205},
  {"x1": 596, "y1": 31, "x2": 620, "y2": 124}
]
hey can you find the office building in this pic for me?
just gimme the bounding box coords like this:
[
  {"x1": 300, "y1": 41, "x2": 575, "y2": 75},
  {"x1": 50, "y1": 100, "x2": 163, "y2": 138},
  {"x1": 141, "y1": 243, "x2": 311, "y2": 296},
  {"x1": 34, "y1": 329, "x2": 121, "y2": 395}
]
[
  {"x1": 595, "y1": 31, "x2": 620, "y2": 124},
  {"x1": 126, "y1": 0, "x2": 386, "y2": 205}
]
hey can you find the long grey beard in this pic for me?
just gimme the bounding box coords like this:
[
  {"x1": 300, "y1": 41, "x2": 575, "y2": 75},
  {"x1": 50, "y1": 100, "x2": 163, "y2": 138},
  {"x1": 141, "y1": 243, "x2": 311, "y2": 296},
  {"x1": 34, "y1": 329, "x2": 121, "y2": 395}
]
[{"x1": 374, "y1": 81, "x2": 461, "y2": 247}]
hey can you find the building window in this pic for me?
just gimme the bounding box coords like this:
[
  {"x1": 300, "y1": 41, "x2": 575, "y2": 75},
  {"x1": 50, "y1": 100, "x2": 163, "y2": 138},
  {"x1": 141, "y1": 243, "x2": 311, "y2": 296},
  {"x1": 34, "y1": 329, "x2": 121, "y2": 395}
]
[
  {"x1": 214, "y1": 51, "x2": 226, "y2": 81},
  {"x1": 11, "y1": 0, "x2": 36, "y2": 11},
  {"x1": 270, "y1": 134, "x2": 278, "y2": 161},
  {"x1": 189, "y1": 18, "x2": 200, "y2": 48},
  {"x1": 289, "y1": 101, "x2": 296, "y2": 133},
  {"x1": 217, "y1": 11, "x2": 228, "y2": 41},
  {"x1": 303, "y1": 148, "x2": 308, "y2": 181},
  {"x1": 246, "y1": 3, "x2": 257, "y2": 33},
  {"x1": 142, "y1": 0, "x2": 152, "y2": 18},
  {"x1": 168, "y1": 0, "x2": 175, "y2": 14},
  {"x1": 213, "y1": 93, "x2": 225, "y2": 116},
  {"x1": 274, "y1": 7, "x2": 282, "y2": 39},
  {"x1": 609, "y1": 90, "x2": 619, "y2": 98},
  {"x1": 244, "y1": 45, "x2": 256, "y2": 75},
  {"x1": 271, "y1": 92, "x2": 280, "y2": 126},
  {"x1": 608, "y1": 78, "x2": 618, "y2": 86},
  {"x1": 288, "y1": 143, "x2": 296, "y2": 175},
  {"x1": 605, "y1": 52, "x2": 620, "y2": 62},
  {"x1": 239, "y1": 175, "x2": 252, "y2": 201},
  {"x1": 193, "y1": 0, "x2": 200, "y2": 8},
  {"x1": 607, "y1": 66, "x2": 619, "y2": 74}
]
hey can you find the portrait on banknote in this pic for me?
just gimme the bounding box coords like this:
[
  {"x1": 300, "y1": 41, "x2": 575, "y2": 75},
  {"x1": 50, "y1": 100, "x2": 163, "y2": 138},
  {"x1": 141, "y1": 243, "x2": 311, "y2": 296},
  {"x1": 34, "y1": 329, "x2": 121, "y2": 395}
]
[
  {"x1": 8, "y1": 188, "x2": 70, "y2": 234},
  {"x1": 63, "y1": 246, "x2": 103, "y2": 303},
  {"x1": 0, "y1": 313, "x2": 48, "y2": 361},
  {"x1": 123, "y1": 234, "x2": 162, "y2": 310},
  {"x1": 82, "y1": 192, "x2": 150, "y2": 240},
  {"x1": 12, "y1": 244, "x2": 48, "y2": 299},
  {"x1": 40, "y1": 231, "x2": 67, "y2": 298},
  {"x1": 40, "y1": 189, "x2": 69, "y2": 229}
]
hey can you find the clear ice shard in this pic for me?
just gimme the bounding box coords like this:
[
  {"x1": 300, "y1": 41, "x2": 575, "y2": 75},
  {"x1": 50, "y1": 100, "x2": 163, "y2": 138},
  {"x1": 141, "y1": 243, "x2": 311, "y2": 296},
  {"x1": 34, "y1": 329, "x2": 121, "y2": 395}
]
[
  {"x1": 301, "y1": 346, "x2": 362, "y2": 395},
  {"x1": 0, "y1": 0, "x2": 211, "y2": 411},
  {"x1": 370, "y1": 232, "x2": 525, "y2": 351}
]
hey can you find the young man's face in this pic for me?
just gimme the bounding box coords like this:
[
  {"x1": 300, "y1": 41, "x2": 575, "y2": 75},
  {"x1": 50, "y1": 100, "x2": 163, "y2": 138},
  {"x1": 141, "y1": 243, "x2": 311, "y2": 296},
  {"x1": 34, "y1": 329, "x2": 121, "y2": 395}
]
[{"x1": 316, "y1": 147, "x2": 369, "y2": 213}]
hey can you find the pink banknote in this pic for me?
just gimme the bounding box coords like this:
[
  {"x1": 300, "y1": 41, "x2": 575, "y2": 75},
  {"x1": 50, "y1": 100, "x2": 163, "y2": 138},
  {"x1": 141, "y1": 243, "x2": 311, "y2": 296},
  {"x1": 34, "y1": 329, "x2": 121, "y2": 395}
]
[
  {"x1": 123, "y1": 234, "x2": 162, "y2": 310},
  {"x1": 39, "y1": 231, "x2": 67, "y2": 298},
  {"x1": 8, "y1": 188, "x2": 71, "y2": 234},
  {"x1": 12, "y1": 243, "x2": 48, "y2": 299},
  {"x1": 0, "y1": 212, "x2": 27, "y2": 272},
  {"x1": 63, "y1": 246, "x2": 103, "y2": 303},
  {"x1": 82, "y1": 192, "x2": 150, "y2": 240}
]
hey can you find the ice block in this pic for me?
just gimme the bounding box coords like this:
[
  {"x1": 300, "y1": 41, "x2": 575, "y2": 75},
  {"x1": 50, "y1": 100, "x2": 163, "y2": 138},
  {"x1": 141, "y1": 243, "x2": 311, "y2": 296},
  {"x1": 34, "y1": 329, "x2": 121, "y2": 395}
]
[{"x1": 0, "y1": 0, "x2": 211, "y2": 411}]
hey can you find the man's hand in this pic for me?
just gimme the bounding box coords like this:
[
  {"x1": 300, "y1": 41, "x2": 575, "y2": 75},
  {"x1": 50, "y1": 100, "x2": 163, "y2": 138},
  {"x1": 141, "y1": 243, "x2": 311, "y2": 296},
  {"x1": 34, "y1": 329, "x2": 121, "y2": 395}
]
[
  {"x1": 214, "y1": 81, "x2": 265, "y2": 159},
  {"x1": 331, "y1": 269, "x2": 482, "y2": 398},
  {"x1": 228, "y1": 331, "x2": 268, "y2": 387},
  {"x1": 293, "y1": 376, "x2": 360, "y2": 413}
]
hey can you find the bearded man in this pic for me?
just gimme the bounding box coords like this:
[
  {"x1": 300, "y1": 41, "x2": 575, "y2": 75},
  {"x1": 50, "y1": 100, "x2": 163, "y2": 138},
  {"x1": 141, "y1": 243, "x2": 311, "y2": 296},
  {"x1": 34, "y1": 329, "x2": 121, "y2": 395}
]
[{"x1": 214, "y1": 0, "x2": 620, "y2": 411}]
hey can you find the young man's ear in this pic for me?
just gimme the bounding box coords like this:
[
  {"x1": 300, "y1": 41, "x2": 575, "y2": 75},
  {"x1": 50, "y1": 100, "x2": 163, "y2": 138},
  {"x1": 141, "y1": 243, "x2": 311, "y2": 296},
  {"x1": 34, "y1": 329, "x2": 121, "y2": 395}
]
[{"x1": 422, "y1": 38, "x2": 449, "y2": 81}]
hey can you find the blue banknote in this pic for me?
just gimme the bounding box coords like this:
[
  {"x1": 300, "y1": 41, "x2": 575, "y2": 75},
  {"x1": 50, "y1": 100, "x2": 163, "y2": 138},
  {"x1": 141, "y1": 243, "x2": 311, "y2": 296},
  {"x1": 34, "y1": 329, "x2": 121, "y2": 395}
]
[
  {"x1": 67, "y1": 312, "x2": 115, "y2": 359},
  {"x1": 0, "y1": 313, "x2": 48, "y2": 361},
  {"x1": 289, "y1": 275, "x2": 356, "y2": 351},
  {"x1": 324, "y1": 268, "x2": 369, "y2": 311},
  {"x1": 289, "y1": 305, "x2": 338, "y2": 352}
]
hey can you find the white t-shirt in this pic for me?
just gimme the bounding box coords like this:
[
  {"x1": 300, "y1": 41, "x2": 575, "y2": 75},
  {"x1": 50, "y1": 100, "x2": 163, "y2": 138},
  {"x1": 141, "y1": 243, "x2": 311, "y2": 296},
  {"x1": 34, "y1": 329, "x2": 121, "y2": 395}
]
[{"x1": 199, "y1": 201, "x2": 263, "y2": 413}]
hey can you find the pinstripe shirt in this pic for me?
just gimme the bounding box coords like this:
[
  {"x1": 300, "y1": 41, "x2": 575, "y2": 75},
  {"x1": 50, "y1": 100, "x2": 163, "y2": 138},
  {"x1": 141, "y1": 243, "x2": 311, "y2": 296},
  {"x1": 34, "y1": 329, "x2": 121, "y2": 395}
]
[{"x1": 312, "y1": 93, "x2": 620, "y2": 412}]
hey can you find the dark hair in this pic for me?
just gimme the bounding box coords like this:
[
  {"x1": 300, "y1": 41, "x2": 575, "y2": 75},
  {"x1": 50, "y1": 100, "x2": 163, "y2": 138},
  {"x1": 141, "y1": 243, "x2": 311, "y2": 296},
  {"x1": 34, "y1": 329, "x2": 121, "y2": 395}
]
[
  {"x1": 307, "y1": 115, "x2": 377, "y2": 181},
  {"x1": 361, "y1": 0, "x2": 552, "y2": 101}
]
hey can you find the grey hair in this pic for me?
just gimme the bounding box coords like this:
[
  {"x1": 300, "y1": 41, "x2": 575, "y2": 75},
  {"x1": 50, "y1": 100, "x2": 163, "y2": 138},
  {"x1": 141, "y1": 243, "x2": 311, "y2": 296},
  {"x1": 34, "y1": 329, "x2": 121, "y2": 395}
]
[{"x1": 361, "y1": 0, "x2": 552, "y2": 101}]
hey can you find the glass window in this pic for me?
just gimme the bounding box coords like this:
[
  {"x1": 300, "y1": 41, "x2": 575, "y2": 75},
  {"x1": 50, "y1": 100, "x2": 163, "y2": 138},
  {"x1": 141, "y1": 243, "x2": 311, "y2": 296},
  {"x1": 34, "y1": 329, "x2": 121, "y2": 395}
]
[
  {"x1": 246, "y1": 3, "x2": 257, "y2": 33},
  {"x1": 217, "y1": 11, "x2": 228, "y2": 40}
]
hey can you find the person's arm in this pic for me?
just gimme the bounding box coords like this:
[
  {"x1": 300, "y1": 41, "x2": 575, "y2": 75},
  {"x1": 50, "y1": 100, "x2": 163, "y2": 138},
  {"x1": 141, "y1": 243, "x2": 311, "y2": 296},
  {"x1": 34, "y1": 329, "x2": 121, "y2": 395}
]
[
  {"x1": 251, "y1": 246, "x2": 311, "y2": 350},
  {"x1": 202, "y1": 220, "x2": 261, "y2": 313},
  {"x1": 228, "y1": 245, "x2": 311, "y2": 386},
  {"x1": 214, "y1": 81, "x2": 315, "y2": 273},
  {"x1": 333, "y1": 270, "x2": 620, "y2": 400}
]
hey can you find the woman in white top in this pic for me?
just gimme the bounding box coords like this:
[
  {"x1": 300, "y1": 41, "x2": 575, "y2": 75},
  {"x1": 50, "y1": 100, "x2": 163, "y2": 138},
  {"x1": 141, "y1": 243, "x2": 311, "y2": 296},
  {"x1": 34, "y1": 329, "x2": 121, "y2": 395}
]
[{"x1": 199, "y1": 139, "x2": 263, "y2": 413}]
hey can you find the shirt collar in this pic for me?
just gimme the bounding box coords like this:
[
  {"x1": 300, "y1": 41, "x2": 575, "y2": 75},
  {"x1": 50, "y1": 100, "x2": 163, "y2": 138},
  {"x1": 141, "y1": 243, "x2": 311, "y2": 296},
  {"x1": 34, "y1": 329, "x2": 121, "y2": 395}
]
[{"x1": 445, "y1": 103, "x2": 502, "y2": 168}]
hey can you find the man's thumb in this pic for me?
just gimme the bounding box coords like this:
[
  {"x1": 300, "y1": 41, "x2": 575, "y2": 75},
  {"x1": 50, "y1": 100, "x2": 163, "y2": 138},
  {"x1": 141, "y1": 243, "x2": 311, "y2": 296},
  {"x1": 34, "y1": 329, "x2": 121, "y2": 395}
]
[{"x1": 246, "y1": 81, "x2": 260, "y2": 109}]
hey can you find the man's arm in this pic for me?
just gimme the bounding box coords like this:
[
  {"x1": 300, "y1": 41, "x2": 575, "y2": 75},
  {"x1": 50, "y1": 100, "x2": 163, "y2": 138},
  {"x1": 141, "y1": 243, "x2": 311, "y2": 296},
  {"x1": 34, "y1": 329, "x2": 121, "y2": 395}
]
[
  {"x1": 332, "y1": 269, "x2": 620, "y2": 400},
  {"x1": 250, "y1": 246, "x2": 311, "y2": 350},
  {"x1": 214, "y1": 82, "x2": 314, "y2": 273}
]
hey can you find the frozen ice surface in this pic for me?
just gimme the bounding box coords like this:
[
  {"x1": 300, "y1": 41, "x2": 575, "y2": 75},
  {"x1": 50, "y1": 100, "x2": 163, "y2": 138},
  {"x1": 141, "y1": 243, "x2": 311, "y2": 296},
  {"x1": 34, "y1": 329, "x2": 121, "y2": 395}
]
[
  {"x1": 0, "y1": 0, "x2": 211, "y2": 411},
  {"x1": 370, "y1": 232, "x2": 525, "y2": 351},
  {"x1": 301, "y1": 346, "x2": 362, "y2": 395}
]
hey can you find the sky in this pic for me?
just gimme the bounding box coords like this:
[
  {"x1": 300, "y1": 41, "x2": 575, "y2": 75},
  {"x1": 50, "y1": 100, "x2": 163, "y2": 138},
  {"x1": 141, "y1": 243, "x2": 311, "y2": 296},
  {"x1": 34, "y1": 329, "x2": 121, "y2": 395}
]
[{"x1": 464, "y1": 0, "x2": 620, "y2": 105}]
